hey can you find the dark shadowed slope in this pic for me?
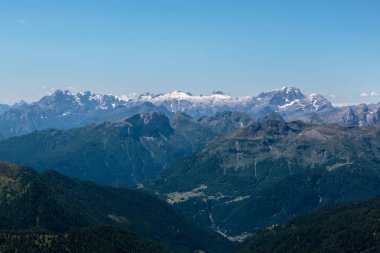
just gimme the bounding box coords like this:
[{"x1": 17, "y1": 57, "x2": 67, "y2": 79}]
[
  {"x1": 238, "y1": 195, "x2": 380, "y2": 253},
  {"x1": 0, "y1": 162, "x2": 233, "y2": 253},
  {"x1": 0, "y1": 226, "x2": 168, "y2": 253}
]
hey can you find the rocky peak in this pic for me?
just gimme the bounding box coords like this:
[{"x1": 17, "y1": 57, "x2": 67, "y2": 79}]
[
  {"x1": 307, "y1": 93, "x2": 332, "y2": 111},
  {"x1": 170, "y1": 112, "x2": 195, "y2": 127},
  {"x1": 122, "y1": 112, "x2": 173, "y2": 138},
  {"x1": 38, "y1": 90, "x2": 76, "y2": 105},
  {"x1": 255, "y1": 87, "x2": 305, "y2": 107},
  {"x1": 273, "y1": 87, "x2": 305, "y2": 101}
]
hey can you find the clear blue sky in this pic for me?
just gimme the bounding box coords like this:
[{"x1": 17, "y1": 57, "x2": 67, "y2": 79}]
[{"x1": 0, "y1": 0, "x2": 379, "y2": 105}]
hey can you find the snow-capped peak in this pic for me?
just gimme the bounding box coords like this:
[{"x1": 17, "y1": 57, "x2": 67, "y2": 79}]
[
  {"x1": 138, "y1": 91, "x2": 250, "y2": 105},
  {"x1": 307, "y1": 93, "x2": 332, "y2": 111},
  {"x1": 138, "y1": 92, "x2": 155, "y2": 100},
  {"x1": 53, "y1": 89, "x2": 73, "y2": 96},
  {"x1": 277, "y1": 86, "x2": 303, "y2": 95},
  {"x1": 35, "y1": 89, "x2": 126, "y2": 111},
  {"x1": 134, "y1": 91, "x2": 252, "y2": 116}
]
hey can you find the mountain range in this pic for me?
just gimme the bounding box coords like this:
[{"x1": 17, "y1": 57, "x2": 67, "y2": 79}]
[
  {"x1": 0, "y1": 87, "x2": 379, "y2": 138},
  {"x1": 1, "y1": 87, "x2": 380, "y2": 251},
  {"x1": 0, "y1": 111, "x2": 251, "y2": 186},
  {"x1": 147, "y1": 114, "x2": 380, "y2": 238},
  {"x1": 1, "y1": 108, "x2": 380, "y2": 241}
]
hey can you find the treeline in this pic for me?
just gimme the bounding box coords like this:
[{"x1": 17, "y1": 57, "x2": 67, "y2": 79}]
[{"x1": 0, "y1": 226, "x2": 167, "y2": 253}]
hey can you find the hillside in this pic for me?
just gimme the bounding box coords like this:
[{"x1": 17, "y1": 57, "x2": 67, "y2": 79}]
[
  {"x1": 0, "y1": 112, "x2": 221, "y2": 186},
  {"x1": 0, "y1": 162, "x2": 233, "y2": 253},
  {"x1": 147, "y1": 114, "x2": 380, "y2": 237},
  {"x1": 238, "y1": 195, "x2": 380, "y2": 252}
]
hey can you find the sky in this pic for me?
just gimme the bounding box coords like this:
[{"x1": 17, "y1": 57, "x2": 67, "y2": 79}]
[{"x1": 0, "y1": 0, "x2": 379, "y2": 105}]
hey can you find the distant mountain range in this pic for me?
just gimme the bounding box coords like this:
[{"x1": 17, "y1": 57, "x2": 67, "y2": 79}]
[
  {"x1": 0, "y1": 87, "x2": 379, "y2": 138},
  {"x1": 0, "y1": 90, "x2": 171, "y2": 138}
]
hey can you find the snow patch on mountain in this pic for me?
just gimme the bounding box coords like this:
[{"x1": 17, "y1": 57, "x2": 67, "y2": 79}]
[{"x1": 139, "y1": 91, "x2": 251, "y2": 106}]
